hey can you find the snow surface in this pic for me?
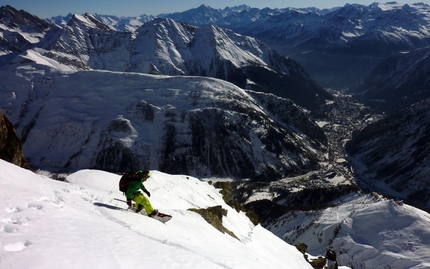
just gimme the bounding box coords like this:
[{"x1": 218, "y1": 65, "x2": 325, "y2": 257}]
[
  {"x1": 268, "y1": 193, "x2": 430, "y2": 269},
  {"x1": 0, "y1": 159, "x2": 313, "y2": 269}
]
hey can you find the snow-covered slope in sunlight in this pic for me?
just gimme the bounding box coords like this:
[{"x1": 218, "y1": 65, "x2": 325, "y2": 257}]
[
  {"x1": 266, "y1": 193, "x2": 430, "y2": 269},
  {"x1": 0, "y1": 159, "x2": 312, "y2": 269}
]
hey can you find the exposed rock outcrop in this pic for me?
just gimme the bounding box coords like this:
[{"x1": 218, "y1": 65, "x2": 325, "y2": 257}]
[{"x1": 0, "y1": 110, "x2": 28, "y2": 168}]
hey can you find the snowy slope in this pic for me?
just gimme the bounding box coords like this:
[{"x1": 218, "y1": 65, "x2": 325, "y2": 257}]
[
  {"x1": 266, "y1": 193, "x2": 430, "y2": 269},
  {"x1": 0, "y1": 159, "x2": 312, "y2": 269}
]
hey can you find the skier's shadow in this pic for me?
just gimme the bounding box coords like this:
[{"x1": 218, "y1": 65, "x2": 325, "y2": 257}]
[{"x1": 93, "y1": 202, "x2": 122, "y2": 210}]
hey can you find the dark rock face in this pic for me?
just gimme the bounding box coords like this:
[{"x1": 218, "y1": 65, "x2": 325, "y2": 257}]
[
  {"x1": 350, "y1": 47, "x2": 430, "y2": 114},
  {"x1": 346, "y1": 99, "x2": 430, "y2": 210},
  {"x1": 156, "y1": 94, "x2": 327, "y2": 181},
  {"x1": 0, "y1": 111, "x2": 28, "y2": 168}
]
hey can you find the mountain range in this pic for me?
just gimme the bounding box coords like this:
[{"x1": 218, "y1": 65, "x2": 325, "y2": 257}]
[
  {"x1": 49, "y1": 2, "x2": 430, "y2": 93},
  {"x1": 0, "y1": 5, "x2": 330, "y2": 181},
  {"x1": 11, "y1": 2, "x2": 430, "y2": 113},
  {"x1": 50, "y1": 13, "x2": 332, "y2": 111},
  {"x1": 162, "y1": 2, "x2": 430, "y2": 91}
]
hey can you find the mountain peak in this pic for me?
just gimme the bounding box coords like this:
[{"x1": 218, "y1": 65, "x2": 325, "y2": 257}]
[
  {"x1": 0, "y1": 4, "x2": 52, "y2": 30},
  {"x1": 197, "y1": 4, "x2": 209, "y2": 9},
  {"x1": 68, "y1": 13, "x2": 113, "y2": 30}
]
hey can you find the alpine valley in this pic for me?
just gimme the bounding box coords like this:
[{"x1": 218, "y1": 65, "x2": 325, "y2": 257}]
[{"x1": 1, "y1": 2, "x2": 430, "y2": 269}]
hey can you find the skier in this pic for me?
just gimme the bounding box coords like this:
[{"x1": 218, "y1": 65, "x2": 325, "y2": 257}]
[{"x1": 124, "y1": 170, "x2": 158, "y2": 217}]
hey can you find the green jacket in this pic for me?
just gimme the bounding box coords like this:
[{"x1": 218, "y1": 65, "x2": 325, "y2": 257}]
[{"x1": 125, "y1": 180, "x2": 148, "y2": 199}]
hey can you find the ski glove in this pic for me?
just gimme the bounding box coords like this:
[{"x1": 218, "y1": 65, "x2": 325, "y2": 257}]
[
  {"x1": 127, "y1": 199, "x2": 132, "y2": 206},
  {"x1": 144, "y1": 190, "x2": 151, "y2": 197}
]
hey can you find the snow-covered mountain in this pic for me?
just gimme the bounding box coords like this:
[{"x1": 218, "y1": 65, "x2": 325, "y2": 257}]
[
  {"x1": 351, "y1": 46, "x2": 430, "y2": 114},
  {"x1": 159, "y1": 2, "x2": 430, "y2": 89},
  {"x1": 345, "y1": 98, "x2": 430, "y2": 210},
  {"x1": 2, "y1": 5, "x2": 333, "y2": 112},
  {"x1": 48, "y1": 13, "x2": 155, "y2": 32},
  {"x1": 43, "y1": 13, "x2": 332, "y2": 111},
  {"x1": 47, "y1": 13, "x2": 133, "y2": 70},
  {"x1": 158, "y1": 4, "x2": 336, "y2": 28},
  {"x1": 44, "y1": 2, "x2": 430, "y2": 90},
  {"x1": 0, "y1": 159, "x2": 315, "y2": 269},
  {"x1": 0, "y1": 5, "x2": 60, "y2": 61}
]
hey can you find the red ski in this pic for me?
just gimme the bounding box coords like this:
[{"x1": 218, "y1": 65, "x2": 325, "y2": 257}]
[{"x1": 149, "y1": 210, "x2": 172, "y2": 223}]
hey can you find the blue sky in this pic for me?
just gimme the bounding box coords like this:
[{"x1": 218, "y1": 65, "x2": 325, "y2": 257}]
[{"x1": 1, "y1": 0, "x2": 428, "y2": 18}]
